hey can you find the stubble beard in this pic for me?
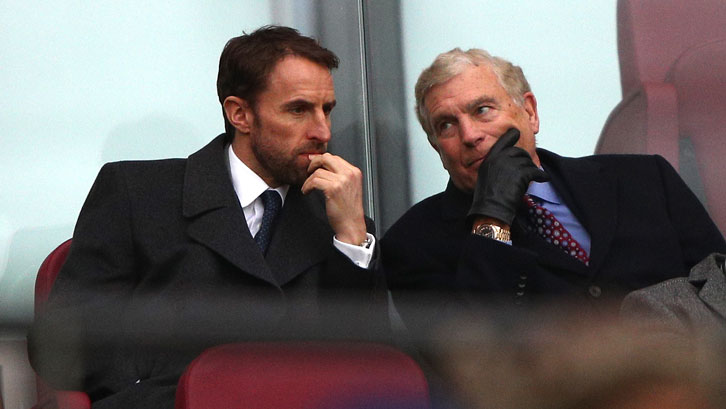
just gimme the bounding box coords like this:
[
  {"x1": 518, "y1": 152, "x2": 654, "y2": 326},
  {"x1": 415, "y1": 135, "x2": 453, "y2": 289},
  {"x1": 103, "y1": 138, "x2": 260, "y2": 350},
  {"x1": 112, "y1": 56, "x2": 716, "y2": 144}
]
[{"x1": 250, "y1": 126, "x2": 326, "y2": 187}]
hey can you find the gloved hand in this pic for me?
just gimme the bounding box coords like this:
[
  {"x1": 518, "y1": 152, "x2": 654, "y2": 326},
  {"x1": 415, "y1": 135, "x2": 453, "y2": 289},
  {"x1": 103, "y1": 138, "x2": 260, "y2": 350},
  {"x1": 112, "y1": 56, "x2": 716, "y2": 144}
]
[{"x1": 467, "y1": 128, "x2": 549, "y2": 225}]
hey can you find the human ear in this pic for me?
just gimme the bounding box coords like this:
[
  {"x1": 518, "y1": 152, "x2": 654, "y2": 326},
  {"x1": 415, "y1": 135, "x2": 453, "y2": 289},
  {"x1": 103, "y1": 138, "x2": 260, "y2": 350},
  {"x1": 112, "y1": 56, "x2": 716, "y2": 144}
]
[
  {"x1": 522, "y1": 92, "x2": 540, "y2": 134},
  {"x1": 223, "y1": 96, "x2": 254, "y2": 134}
]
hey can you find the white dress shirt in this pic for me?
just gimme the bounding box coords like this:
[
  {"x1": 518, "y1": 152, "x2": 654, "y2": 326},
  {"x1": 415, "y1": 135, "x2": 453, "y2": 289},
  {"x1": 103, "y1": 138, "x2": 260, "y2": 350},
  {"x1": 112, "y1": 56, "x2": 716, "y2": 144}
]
[{"x1": 227, "y1": 145, "x2": 374, "y2": 268}]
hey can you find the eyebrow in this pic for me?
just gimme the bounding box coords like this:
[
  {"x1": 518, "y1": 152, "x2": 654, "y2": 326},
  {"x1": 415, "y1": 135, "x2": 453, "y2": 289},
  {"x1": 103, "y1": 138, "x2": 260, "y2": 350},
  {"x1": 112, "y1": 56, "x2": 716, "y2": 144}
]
[
  {"x1": 282, "y1": 98, "x2": 314, "y2": 110},
  {"x1": 282, "y1": 98, "x2": 337, "y2": 111},
  {"x1": 430, "y1": 96, "x2": 498, "y2": 127},
  {"x1": 324, "y1": 99, "x2": 337, "y2": 110}
]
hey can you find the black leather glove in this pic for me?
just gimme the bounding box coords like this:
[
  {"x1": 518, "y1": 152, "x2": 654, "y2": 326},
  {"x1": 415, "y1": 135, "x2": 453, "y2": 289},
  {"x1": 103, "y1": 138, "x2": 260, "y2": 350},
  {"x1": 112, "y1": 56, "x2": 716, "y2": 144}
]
[{"x1": 467, "y1": 128, "x2": 549, "y2": 225}]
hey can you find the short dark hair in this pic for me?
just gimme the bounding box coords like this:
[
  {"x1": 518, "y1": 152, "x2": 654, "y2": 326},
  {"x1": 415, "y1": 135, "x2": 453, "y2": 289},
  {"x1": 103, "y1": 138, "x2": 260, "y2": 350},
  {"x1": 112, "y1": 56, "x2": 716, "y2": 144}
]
[{"x1": 217, "y1": 25, "x2": 339, "y2": 140}]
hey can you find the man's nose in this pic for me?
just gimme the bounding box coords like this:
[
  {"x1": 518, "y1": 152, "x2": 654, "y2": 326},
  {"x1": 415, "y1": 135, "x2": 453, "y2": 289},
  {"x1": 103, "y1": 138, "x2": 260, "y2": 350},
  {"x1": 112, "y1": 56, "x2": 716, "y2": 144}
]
[
  {"x1": 308, "y1": 110, "x2": 331, "y2": 142},
  {"x1": 459, "y1": 117, "x2": 481, "y2": 146}
]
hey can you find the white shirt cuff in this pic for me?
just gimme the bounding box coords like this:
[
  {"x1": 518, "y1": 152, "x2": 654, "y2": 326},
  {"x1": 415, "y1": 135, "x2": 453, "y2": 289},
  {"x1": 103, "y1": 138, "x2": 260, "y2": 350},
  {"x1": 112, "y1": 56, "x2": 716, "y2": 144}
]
[{"x1": 333, "y1": 233, "x2": 375, "y2": 269}]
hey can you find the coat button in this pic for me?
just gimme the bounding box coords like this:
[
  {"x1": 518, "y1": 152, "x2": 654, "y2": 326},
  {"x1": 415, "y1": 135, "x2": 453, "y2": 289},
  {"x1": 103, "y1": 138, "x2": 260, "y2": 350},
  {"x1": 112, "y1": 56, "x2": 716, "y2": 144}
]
[{"x1": 588, "y1": 285, "x2": 602, "y2": 298}]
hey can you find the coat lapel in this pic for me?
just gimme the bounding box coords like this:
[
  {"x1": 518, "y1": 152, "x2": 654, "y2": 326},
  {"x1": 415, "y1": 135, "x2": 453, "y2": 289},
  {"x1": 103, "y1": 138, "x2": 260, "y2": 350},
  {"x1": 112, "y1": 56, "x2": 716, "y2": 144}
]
[
  {"x1": 441, "y1": 181, "x2": 473, "y2": 223},
  {"x1": 539, "y1": 149, "x2": 618, "y2": 278},
  {"x1": 440, "y1": 179, "x2": 592, "y2": 280},
  {"x1": 182, "y1": 134, "x2": 277, "y2": 287},
  {"x1": 265, "y1": 189, "x2": 332, "y2": 286},
  {"x1": 691, "y1": 253, "x2": 726, "y2": 319},
  {"x1": 513, "y1": 220, "x2": 590, "y2": 277}
]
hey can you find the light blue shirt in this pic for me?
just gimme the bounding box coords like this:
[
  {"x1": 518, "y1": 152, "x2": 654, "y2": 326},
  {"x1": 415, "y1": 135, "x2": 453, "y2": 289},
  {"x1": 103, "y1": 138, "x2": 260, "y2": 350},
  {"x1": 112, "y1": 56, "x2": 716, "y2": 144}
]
[{"x1": 526, "y1": 181, "x2": 592, "y2": 257}]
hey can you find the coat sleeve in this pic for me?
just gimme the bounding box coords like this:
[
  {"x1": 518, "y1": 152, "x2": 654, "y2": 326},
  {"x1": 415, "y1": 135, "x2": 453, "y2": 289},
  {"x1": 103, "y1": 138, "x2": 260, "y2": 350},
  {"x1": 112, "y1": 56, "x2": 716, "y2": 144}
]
[
  {"x1": 319, "y1": 216, "x2": 391, "y2": 340},
  {"x1": 380, "y1": 201, "x2": 541, "y2": 337},
  {"x1": 28, "y1": 162, "x2": 138, "y2": 393}
]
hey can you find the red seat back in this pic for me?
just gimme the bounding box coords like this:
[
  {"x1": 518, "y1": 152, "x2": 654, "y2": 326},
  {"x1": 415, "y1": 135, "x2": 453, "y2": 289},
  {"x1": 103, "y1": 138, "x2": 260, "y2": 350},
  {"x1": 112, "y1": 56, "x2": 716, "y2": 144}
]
[
  {"x1": 32, "y1": 239, "x2": 91, "y2": 409},
  {"x1": 34, "y1": 239, "x2": 72, "y2": 315},
  {"x1": 175, "y1": 342, "x2": 430, "y2": 409},
  {"x1": 617, "y1": 0, "x2": 726, "y2": 96},
  {"x1": 597, "y1": 0, "x2": 726, "y2": 236},
  {"x1": 668, "y1": 39, "x2": 726, "y2": 234}
]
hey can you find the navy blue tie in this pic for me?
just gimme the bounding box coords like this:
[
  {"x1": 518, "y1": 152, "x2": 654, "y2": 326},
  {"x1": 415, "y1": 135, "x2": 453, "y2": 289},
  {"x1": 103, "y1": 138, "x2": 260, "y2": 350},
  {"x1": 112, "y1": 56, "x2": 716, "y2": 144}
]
[{"x1": 254, "y1": 190, "x2": 282, "y2": 254}]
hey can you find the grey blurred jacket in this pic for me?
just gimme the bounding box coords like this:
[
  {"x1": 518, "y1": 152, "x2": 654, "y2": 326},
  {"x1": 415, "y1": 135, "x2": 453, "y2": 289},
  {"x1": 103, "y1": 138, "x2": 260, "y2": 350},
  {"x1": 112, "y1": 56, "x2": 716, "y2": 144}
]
[{"x1": 621, "y1": 253, "x2": 726, "y2": 335}]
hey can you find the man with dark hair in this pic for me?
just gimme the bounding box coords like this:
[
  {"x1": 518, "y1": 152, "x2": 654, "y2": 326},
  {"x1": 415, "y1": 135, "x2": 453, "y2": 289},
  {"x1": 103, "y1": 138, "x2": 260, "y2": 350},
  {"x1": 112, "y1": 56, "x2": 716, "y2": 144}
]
[
  {"x1": 29, "y1": 25, "x2": 383, "y2": 409},
  {"x1": 382, "y1": 48, "x2": 725, "y2": 327},
  {"x1": 217, "y1": 25, "x2": 340, "y2": 139}
]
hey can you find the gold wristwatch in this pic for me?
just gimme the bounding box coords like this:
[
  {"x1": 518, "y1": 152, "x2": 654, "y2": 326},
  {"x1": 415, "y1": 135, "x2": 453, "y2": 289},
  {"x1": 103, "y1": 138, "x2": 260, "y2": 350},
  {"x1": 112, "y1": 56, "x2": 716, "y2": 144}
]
[{"x1": 472, "y1": 224, "x2": 511, "y2": 242}]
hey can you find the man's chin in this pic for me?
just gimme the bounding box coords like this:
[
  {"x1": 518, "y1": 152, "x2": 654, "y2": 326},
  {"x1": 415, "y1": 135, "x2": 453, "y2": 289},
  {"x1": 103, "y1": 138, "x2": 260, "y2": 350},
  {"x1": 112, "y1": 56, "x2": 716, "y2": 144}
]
[
  {"x1": 282, "y1": 167, "x2": 311, "y2": 187},
  {"x1": 291, "y1": 173, "x2": 309, "y2": 187}
]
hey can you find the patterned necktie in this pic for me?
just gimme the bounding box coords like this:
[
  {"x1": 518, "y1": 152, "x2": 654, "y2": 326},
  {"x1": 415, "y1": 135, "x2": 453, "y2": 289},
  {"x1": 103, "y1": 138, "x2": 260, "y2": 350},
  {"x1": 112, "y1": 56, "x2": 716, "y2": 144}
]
[
  {"x1": 523, "y1": 195, "x2": 590, "y2": 265},
  {"x1": 254, "y1": 190, "x2": 282, "y2": 254}
]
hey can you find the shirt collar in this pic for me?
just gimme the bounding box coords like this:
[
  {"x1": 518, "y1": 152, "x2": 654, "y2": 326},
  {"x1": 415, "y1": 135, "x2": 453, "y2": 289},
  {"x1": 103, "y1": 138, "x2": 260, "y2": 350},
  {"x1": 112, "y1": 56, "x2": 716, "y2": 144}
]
[
  {"x1": 526, "y1": 179, "x2": 561, "y2": 205},
  {"x1": 227, "y1": 145, "x2": 289, "y2": 207}
]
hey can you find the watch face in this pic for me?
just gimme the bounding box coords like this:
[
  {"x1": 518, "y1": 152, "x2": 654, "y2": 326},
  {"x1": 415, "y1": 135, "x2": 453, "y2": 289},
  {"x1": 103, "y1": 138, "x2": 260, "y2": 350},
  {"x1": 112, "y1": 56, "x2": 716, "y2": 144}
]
[
  {"x1": 473, "y1": 224, "x2": 510, "y2": 242},
  {"x1": 477, "y1": 225, "x2": 496, "y2": 238}
]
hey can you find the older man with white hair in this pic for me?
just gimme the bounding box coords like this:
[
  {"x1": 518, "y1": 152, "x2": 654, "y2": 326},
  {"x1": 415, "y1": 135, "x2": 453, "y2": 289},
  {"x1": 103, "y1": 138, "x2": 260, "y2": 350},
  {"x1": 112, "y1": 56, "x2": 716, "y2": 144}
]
[{"x1": 381, "y1": 48, "x2": 725, "y2": 321}]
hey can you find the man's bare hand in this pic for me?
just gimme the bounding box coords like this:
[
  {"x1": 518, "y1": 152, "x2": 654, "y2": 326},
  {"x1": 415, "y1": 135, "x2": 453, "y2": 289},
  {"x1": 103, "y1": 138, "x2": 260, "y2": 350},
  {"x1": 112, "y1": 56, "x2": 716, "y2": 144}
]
[{"x1": 301, "y1": 153, "x2": 367, "y2": 245}]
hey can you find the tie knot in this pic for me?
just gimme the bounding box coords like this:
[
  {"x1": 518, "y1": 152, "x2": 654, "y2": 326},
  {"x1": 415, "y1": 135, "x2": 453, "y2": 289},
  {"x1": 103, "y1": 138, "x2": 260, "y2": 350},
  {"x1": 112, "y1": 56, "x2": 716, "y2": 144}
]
[{"x1": 523, "y1": 194, "x2": 541, "y2": 209}]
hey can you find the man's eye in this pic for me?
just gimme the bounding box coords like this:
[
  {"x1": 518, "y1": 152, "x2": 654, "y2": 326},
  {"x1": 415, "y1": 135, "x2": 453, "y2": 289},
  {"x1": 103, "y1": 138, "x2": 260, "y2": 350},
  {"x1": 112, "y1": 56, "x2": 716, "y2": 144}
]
[
  {"x1": 476, "y1": 106, "x2": 491, "y2": 115},
  {"x1": 438, "y1": 122, "x2": 452, "y2": 131},
  {"x1": 290, "y1": 106, "x2": 304, "y2": 114}
]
